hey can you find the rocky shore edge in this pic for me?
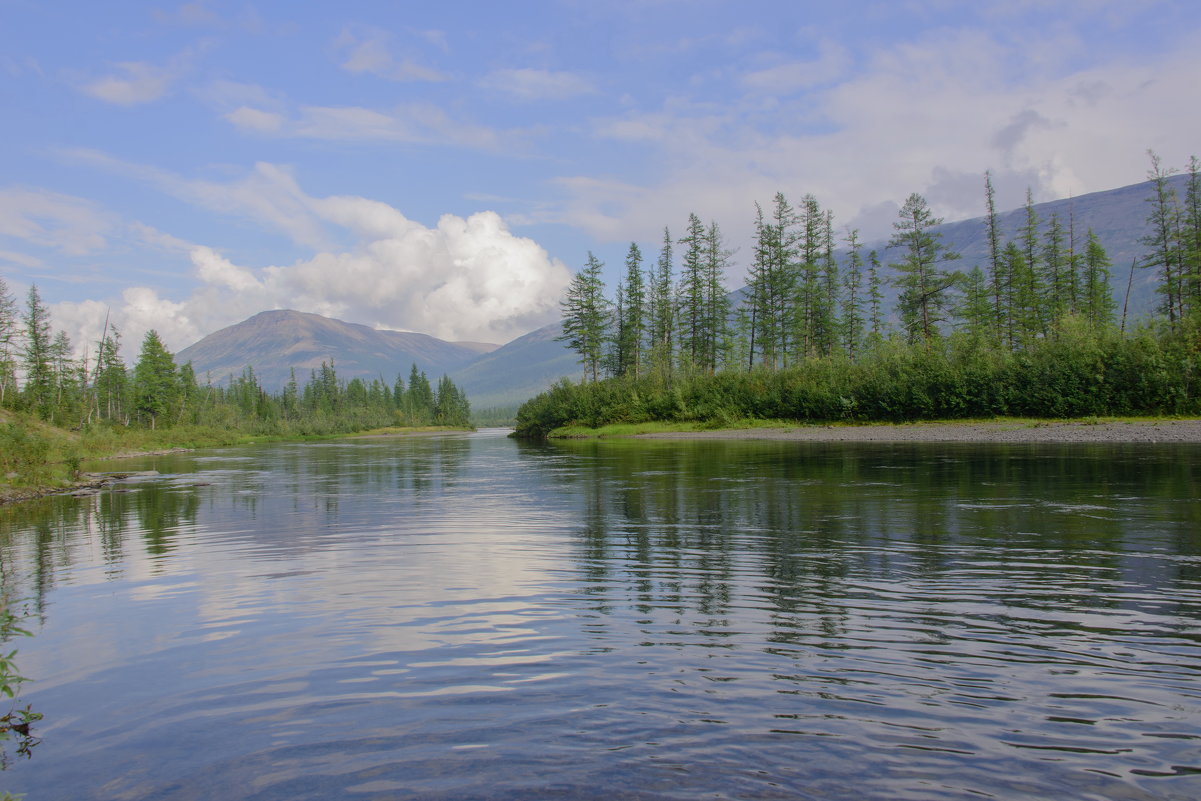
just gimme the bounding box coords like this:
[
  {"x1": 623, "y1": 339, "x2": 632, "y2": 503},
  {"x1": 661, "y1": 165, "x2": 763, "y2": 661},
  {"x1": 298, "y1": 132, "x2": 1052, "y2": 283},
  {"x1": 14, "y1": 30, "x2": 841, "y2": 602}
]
[{"x1": 634, "y1": 419, "x2": 1201, "y2": 444}]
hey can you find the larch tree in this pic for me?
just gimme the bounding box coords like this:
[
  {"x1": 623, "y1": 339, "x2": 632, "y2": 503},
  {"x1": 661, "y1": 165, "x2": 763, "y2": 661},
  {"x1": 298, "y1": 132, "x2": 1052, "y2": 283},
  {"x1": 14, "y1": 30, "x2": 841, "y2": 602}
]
[
  {"x1": 889, "y1": 193, "x2": 961, "y2": 344},
  {"x1": 557, "y1": 251, "x2": 611, "y2": 383}
]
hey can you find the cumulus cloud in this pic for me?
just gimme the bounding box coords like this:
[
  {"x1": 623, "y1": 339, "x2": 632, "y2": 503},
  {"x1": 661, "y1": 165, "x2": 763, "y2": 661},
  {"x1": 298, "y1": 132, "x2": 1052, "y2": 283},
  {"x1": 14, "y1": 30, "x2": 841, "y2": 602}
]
[
  {"x1": 480, "y1": 68, "x2": 595, "y2": 101},
  {"x1": 47, "y1": 173, "x2": 572, "y2": 359}
]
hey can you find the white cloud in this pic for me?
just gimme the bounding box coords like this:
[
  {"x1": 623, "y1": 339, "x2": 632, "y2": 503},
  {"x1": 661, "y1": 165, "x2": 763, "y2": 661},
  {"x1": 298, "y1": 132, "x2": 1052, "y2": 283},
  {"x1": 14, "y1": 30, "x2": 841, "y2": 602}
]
[
  {"x1": 80, "y1": 61, "x2": 174, "y2": 105},
  {"x1": 46, "y1": 168, "x2": 572, "y2": 357},
  {"x1": 480, "y1": 68, "x2": 595, "y2": 101},
  {"x1": 334, "y1": 27, "x2": 447, "y2": 82},
  {"x1": 742, "y1": 41, "x2": 850, "y2": 93},
  {"x1": 0, "y1": 187, "x2": 112, "y2": 255},
  {"x1": 557, "y1": 25, "x2": 1201, "y2": 250},
  {"x1": 225, "y1": 106, "x2": 285, "y2": 133}
]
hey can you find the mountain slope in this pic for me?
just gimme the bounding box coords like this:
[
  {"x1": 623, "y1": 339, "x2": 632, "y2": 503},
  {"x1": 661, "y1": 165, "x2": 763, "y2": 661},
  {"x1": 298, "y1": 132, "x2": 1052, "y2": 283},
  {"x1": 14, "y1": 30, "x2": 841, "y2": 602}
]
[
  {"x1": 177, "y1": 309, "x2": 485, "y2": 389},
  {"x1": 449, "y1": 322, "x2": 577, "y2": 409}
]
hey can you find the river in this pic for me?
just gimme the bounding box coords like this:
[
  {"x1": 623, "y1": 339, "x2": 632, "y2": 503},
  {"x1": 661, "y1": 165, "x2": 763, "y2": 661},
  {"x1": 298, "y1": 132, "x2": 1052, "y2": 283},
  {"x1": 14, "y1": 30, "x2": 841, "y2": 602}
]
[{"x1": 0, "y1": 429, "x2": 1198, "y2": 800}]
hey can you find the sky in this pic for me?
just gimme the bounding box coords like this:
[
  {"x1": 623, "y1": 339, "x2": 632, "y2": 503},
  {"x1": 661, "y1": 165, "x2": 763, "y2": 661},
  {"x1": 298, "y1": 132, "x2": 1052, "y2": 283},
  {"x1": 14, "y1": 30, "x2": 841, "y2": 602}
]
[{"x1": 2, "y1": 0, "x2": 1199, "y2": 357}]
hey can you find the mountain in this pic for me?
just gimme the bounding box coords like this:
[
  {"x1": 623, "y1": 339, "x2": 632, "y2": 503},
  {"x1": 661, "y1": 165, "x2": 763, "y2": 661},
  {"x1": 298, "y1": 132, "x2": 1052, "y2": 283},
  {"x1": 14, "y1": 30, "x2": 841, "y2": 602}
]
[
  {"x1": 449, "y1": 322, "x2": 576, "y2": 409},
  {"x1": 176, "y1": 309, "x2": 486, "y2": 389}
]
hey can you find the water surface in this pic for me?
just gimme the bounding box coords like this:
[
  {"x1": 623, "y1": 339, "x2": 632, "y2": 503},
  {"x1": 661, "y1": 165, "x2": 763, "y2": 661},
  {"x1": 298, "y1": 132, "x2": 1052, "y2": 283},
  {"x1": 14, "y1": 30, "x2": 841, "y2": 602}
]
[{"x1": 1, "y1": 430, "x2": 1199, "y2": 800}]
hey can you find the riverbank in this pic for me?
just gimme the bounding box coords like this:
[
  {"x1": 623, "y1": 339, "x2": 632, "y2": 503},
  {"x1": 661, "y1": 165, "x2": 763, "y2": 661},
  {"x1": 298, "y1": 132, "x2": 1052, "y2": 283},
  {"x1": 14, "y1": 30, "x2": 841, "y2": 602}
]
[
  {"x1": 0, "y1": 424, "x2": 473, "y2": 507},
  {"x1": 554, "y1": 418, "x2": 1201, "y2": 444}
]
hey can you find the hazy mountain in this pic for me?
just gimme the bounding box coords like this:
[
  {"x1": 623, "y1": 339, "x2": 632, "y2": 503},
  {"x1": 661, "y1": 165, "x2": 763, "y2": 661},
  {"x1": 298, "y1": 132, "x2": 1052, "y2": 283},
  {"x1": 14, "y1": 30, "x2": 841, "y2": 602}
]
[
  {"x1": 174, "y1": 175, "x2": 1185, "y2": 407},
  {"x1": 177, "y1": 309, "x2": 486, "y2": 389},
  {"x1": 449, "y1": 322, "x2": 576, "y2": 409}
]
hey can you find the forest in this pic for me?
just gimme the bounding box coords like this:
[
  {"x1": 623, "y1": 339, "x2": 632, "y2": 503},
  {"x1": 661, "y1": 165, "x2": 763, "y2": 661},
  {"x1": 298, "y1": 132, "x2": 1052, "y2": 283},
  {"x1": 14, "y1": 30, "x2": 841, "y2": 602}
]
[
  {"x1": 516, "y1": 155, "x2": 1201, "y2": 437},
  {"x1": 0, "y1": 293, "x2": 471, "y2": 489}
]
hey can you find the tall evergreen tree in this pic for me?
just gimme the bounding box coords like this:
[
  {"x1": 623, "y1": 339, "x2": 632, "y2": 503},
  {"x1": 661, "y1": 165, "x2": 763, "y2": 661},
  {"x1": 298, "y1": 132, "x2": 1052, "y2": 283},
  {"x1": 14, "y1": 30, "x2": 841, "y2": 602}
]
[
  {"x1": 556, "y1": 251, "x2": 610, "y2": 383},
  {"x1": 1184, "y1": 155, "x2": 1201, "y2": 315},
  {"x1": 840, "y1": 228, "x2": 865, "y2": 359},
  {"x1": 1141, "y1": 150, "x2": 1183, "y2": 328},
  {"x1": 984, "y1": 171, "x2": 1007, "y2": 338},
  {"x1": 677, "y1": 213, "x2": 707, "y2": 369},
  {"x1": 21, "y1": 285, "x2": 55, "y2": 419},
  {"x1": 701, "y1": 220, "x2": 732, "y2": 372},
  {"x1": 867, "y1": 250, "x2": 885, "y2": 345},
  {"x1": 93, "y1": 325, "x2": 128, "y2": 424},
  {"x1": 1082, "y1": 229, "x2": 1116, "y2": 327},
  {"x1": 648, "y1": 228, "x2": 676, "y2": 376},
  {"x1": 614, "y1": 242, "x2": 646, "y2": 377},
  {"x1": 888, "y1": 193, "x2": 961, "y2": 343},
  {"x1": 132, "y1": 329, "x2": 178, "y2": 429},
  {"x1": 0, "y1": 278, "x2": 18, "y2": 407}
]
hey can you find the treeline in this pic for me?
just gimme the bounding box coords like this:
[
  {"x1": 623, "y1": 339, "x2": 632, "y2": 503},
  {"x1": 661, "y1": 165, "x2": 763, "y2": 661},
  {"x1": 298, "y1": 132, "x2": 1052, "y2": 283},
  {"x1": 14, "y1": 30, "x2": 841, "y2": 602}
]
[
  {"x1": 518, "y1": 154, "x2": 1201, "y2": 436},
  {"x1": 0, "y1": 286, "x2": 471, "y2": 438}
]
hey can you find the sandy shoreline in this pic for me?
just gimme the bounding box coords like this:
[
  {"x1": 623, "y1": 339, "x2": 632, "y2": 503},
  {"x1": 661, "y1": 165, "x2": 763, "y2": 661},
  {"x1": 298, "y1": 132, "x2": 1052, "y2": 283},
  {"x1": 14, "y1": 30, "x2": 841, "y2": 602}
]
[{"x1": 634, "y1": 419, "x2": 1201, "y2": 444}]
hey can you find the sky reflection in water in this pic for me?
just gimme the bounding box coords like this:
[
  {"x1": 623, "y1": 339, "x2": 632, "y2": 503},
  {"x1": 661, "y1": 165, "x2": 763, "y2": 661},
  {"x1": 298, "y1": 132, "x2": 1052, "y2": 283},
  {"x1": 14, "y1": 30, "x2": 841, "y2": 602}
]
[{"x1": 1, "y1": 431, "x2": 1199, "y2": 800}]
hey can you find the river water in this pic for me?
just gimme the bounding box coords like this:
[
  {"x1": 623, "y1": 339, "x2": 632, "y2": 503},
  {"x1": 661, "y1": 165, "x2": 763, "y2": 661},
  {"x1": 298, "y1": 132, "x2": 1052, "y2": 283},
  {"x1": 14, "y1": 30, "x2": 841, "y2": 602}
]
[{"x1": 0, "y1": 429, "x2": 1199, "y2": 800}]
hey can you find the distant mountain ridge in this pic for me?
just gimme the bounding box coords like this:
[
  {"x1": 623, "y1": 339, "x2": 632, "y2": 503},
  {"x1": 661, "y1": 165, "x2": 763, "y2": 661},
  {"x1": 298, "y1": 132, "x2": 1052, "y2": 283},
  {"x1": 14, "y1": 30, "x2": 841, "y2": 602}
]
[
  {"x1": 176, "y1": 175, "x2": 1185, "y2": 408},
  {"x1": 177, "y1": 309, "x2": 486, "y2": 390}
]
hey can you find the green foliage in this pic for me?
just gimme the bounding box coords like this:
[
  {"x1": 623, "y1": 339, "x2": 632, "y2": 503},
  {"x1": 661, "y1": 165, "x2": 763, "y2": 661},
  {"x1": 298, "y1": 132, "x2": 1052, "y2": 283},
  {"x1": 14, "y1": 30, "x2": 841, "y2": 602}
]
[
  {"x1": 515, "y1": 324, "x2": 1201, "y2": 437},
  {"x1": 0, "y1": 595, "x2": 42, "y2": 771}
]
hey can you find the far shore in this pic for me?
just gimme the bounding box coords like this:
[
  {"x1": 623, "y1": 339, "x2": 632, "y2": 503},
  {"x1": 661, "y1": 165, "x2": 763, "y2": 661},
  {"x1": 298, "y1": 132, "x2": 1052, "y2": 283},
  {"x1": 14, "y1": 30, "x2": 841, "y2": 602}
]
[{"x1": 630, "y1": 418, "x2": 1201, "y2": 444}]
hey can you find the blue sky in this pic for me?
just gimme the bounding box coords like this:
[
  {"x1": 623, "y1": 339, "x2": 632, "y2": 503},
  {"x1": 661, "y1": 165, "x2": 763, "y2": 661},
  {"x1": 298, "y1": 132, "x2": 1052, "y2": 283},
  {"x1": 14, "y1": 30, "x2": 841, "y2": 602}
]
[{"x1": 2, "y1": 0, "x2": 1199, "y2": 354}]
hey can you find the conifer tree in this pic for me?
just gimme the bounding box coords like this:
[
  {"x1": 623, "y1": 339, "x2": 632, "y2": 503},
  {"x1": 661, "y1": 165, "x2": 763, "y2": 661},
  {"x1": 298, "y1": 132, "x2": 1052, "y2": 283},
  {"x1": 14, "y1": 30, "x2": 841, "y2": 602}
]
[
  {"x1": 1142, "y1": 150, "x2": 1183, "y2": 328},
  {"x1": 0, "y1": 278, "x2": 18, "y2": 407},
  {"x1": 21, "y1": 285, "x2": 54, "y2": 419},
  {"x1": 701, "y1": 220, "x2": 732, "y2": 372},
  {"x1": 557, "y1": 251, "x2": 610, "y2": 383},
  {"x1": 1184, "y1": 155, "x2": 1201, "y2": 315},
  {"x1": 614, "y1": 242, "x2": 645, "y2": 377},
  {"x1": 867, "y1": 250, "x2": 885, "y2": 345},
  {"x1": 1042, "y1": 212, "x2": 1068, "y2": 325},
  {"x1": 1082, "y1": 229, "x2": 1116, "y2": 327},
  {"x1": 648, "y1": 228, "x2": 675, "y2": 376},
  {"x1": 889, "y1": 193, "x2": 961, "y2": 343},
  {"x1": 132, "y1": 329, "x2": 178, "y2": 429},
  {"x1": 840, "y1": 228, "x2": 865, "y2": 359},
  {"x1": 984, "y1": 171, "x2": 1006, "y2": 337},
  {"x1": 94, "y1": 326, "x2": 128, "y2": 424},
  {"x1": 677, "y1": 213, "x2": 707, "y2": 370}
]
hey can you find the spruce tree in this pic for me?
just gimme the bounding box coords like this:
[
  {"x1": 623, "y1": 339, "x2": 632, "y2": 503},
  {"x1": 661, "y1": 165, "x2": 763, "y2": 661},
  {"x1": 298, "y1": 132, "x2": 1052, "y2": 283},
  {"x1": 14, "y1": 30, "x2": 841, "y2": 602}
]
[
  {"x1": 22, "y1": 285, "x2": 54, "y2": 419},
  {"x1": 132, "y1": 329, "x2": 178, "y2": 430}
]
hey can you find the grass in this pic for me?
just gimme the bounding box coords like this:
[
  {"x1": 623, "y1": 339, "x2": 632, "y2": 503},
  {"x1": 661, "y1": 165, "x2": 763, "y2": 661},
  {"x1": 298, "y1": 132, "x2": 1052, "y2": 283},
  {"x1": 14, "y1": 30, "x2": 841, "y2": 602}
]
[
  {"x1": 544, "y1": 414, "x2": 1195, "y2": 439},
  {"x1": 0, "y1": 412, "x2": 476, "y2": 504}
]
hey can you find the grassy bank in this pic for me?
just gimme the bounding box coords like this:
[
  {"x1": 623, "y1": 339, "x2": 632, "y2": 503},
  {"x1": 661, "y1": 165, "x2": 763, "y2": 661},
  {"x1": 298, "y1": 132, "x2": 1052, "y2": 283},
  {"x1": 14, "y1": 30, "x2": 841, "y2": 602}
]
[
  {"x1": 0, "y1": 411, "x2": 471, "y2": 504},
  {"x1": 515, "y1": 326, "x2": 1201, "y2": 438}
]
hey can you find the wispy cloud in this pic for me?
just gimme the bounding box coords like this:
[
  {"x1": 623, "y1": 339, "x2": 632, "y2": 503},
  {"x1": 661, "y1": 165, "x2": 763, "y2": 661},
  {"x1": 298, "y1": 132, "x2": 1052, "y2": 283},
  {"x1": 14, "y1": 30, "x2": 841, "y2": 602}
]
[
  {"x1": 334, "y1": 27, "x2": 448, "y2": 82},
  {"x1": 80, "y1": 61, "x2": 175, "y2": 105},
  {"x1": 479, "y1": 68, "x2": 595, "y2": 101},
  {"x1": 0, "y1": 187, "x2": 113, "y2": 254}
]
